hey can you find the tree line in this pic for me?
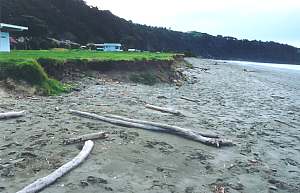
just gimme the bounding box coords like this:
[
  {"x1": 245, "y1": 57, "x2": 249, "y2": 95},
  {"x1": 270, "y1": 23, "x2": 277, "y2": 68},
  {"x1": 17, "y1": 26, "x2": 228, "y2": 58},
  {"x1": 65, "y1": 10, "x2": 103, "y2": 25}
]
[{"x1": 1, "y1": 0, "x2": 300, "y2": 64}]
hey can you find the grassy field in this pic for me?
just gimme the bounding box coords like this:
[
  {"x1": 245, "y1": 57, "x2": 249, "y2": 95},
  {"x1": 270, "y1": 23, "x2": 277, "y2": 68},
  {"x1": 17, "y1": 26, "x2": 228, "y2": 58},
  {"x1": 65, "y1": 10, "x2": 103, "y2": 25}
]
[
  {"x1": 0, "y1": 50, "x2": 175, "y2": 61},
  {"x1": 0, "y1": 50, "x2": 176, "y2": 95}
]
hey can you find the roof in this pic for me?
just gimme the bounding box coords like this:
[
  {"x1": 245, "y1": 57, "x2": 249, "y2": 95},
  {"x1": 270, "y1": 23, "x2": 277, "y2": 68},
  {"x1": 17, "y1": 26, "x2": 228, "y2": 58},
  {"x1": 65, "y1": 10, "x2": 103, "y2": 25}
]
[
  {"x1": 94, "y1": 43, "x2": 121, "y2": 47},
  {"x1": 0, "y1": 23, "x2": 28, "y2": 31}
]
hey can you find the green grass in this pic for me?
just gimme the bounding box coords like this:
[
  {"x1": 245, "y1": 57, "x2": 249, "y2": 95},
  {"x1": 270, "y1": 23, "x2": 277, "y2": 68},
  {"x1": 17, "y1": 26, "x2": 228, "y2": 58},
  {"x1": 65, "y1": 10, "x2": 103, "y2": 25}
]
[
  {"x1": 0, "y1": 50, "x2": 175, "y2": 95},
  {"x1": 0, "y1": 50, "x2": 175, "y2": 62}
]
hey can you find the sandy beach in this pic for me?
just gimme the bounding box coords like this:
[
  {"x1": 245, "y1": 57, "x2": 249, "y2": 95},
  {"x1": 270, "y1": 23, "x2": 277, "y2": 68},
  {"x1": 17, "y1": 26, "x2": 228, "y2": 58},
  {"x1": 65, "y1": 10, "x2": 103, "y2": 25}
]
[{"x1": 1, "y1": 58, "x2": 300, "y2": 193}]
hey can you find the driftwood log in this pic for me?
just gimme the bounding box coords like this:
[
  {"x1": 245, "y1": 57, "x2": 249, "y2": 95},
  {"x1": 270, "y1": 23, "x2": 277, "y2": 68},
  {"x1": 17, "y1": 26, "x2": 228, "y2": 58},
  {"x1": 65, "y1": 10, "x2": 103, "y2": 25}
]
[
  {"x1": 63, "y1": 132, "x2": 107, "y2": 145},
  {"x1": 106, "y1": 114, "x2": 219, "y2": 138},
  {"x1": 0, "y1": 111, "x2": 25, "y2": 120},
  {"x1": 69, "y1": 109, "x2": 167, "y2": 132},
  {"x1": 17, "y1": 140, "x2": 94, "y2": 193},
  {"x1": 145, "y1": 104, "x2": 183, "y2": 116},
  {"x1": 69, "y1": 110, "x2": 233, "y2": 147}
]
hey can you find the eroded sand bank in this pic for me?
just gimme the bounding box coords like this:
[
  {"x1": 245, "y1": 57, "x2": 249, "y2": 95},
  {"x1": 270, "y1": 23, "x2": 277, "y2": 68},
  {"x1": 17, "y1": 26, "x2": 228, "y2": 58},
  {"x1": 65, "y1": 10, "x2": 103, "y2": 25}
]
[{"x1": 0, "y1": 58, "x2": 299, "y2": 193}]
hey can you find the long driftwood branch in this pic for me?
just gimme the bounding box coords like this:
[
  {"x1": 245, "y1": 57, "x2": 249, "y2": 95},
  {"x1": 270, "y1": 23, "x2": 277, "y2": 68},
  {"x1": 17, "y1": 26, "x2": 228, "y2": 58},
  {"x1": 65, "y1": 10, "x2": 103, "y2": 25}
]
[
  {"x1": 63, "y1": 132, "x2": 107, "y2": 145},
  {"x1": 69, "y1": 110, "x2": 233, "y2": 147},
  {"x1": 17, "y1": 140, "x2": 94, "y2": 193},
  {"x1": 69, "y1": 109, "x2": 168, "y2": 132},
  {"x1": 145, "y1": 104, "x2": 183, "y2": 116},
  {"x1": 0, "y1": 111, "x2": 25, "y2": 120},
  {"x1": 106, "y1": 114, "x2": 219, "y2": 138}
]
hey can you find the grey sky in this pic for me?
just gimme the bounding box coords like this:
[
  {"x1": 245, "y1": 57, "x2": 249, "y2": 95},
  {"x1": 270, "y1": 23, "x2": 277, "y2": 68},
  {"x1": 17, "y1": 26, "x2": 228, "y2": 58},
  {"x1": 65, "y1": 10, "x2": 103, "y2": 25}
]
[{"x1": 85, "y1": 0, "x2": 300, "y2": 48}]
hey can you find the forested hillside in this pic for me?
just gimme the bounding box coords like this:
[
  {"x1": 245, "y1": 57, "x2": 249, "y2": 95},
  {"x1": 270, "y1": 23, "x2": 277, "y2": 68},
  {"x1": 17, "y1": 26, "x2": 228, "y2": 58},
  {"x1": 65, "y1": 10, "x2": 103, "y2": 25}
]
[{"x1": 1, "y1": 0, "x2": 300, "y2": 64}]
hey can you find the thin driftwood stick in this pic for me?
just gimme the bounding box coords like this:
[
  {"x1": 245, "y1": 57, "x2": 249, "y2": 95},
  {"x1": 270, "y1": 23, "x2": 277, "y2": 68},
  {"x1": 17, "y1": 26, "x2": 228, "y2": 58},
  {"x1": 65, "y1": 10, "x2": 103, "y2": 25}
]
[
  {"x1": 106, "y1": 114, "x2": 219, "y2": 138},
  {"x1": 17, "y1": 140, "x2": 94, "y2": 193},
  {"x1": 69, "y1": 110, "x2": 233, "y2": 147},
  {"x1": 0, "y1": 111, "x2": 25, "y2": 120},
  {"x1": 63, "y1": 132, "x2": 107, "y2": 145},
  {"x1": 180, "y1": 96, "x2": 200, "y2": 103},
  {"x1": 145, "y1": 104, "x2": 183, "y2": 116}
]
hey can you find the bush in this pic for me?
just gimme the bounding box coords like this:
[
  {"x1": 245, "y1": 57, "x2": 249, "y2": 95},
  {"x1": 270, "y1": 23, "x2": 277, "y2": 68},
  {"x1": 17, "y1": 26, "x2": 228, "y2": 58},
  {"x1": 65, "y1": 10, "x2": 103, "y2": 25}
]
[
  {"x1": 0, "y1": 59, "x2": 69, "y2": 95},
  {"x1": 41, "y1": 79, "x2": 71, "y2": 95},
  {"x1": 0, "y1": 59, "x2": 48, "y2": 84}
]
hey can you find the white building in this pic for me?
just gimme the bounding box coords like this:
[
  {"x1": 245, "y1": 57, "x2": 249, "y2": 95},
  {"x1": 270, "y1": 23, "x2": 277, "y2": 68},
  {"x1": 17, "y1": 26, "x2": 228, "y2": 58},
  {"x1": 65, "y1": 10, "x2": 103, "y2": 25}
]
[
  {"x1": 0, "y1": 23, "x2": 28, "y2": 52},
  {"x1": 95, "y1": 43, "x2": 122, "y2": 52}
]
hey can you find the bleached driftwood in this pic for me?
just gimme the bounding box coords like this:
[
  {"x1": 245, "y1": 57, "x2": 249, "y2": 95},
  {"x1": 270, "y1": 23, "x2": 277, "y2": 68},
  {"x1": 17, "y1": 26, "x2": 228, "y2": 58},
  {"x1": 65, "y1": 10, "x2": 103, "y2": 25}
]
[
  {"x1": 0, "y1": 111, "x2": 25, "y2": 120},
  {"x1": 106, "y1": 114, "x2": 219, "y2": 138},
  {"x1": 180, "y1": 96, "x2": 200, "y2": 103},
  {"x1": 17, "y1": 140, "x2": 94, "y2": 193},
  {"x1": 69, "y1": 110, "x2": 233, "y2": 147},
  {"x1": 145, "y1": 104, "x2": 183, "y2": 116},
  {"x1": 69, "y1": 109, "x2": 166, "y2": 132},
  {"x1": 63, "y1": 132, "x2": 107, "y2": 145}
]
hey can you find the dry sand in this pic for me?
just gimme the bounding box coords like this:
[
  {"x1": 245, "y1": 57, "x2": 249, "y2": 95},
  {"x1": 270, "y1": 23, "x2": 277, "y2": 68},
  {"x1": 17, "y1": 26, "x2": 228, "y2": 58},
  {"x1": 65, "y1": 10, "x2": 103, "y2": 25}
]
[{"x1": 0, "y1": 58, "x2": 299, "y2": 193}]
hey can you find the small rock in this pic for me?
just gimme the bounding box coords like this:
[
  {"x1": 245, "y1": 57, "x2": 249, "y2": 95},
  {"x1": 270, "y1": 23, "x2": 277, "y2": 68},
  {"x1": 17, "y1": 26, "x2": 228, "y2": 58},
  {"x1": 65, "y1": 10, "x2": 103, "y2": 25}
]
[{"x1": 55, "y1": 107, "x2": 60, "y2": 111}]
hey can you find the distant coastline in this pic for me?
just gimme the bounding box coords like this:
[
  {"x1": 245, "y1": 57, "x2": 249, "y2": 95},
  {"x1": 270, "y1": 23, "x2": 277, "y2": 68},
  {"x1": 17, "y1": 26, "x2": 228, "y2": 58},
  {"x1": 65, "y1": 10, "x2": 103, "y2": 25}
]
[{"x1": 218, "y1": 60, "x2": 300, "y2": 71}]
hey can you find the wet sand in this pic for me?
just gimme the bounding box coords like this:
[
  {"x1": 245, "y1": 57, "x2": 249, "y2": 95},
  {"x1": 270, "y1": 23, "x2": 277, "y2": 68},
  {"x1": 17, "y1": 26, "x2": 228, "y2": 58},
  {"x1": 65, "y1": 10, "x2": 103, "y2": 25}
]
[{"x1": 1, "y1": 58, "x2": 300, "y2": 193}]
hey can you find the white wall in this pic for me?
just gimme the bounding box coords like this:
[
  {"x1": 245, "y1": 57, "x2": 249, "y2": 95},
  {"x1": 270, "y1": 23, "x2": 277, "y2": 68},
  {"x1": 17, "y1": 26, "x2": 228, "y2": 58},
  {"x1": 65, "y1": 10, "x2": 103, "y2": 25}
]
[{"x1": 0, "y1": 32, "x2": 10, "y2": 52}]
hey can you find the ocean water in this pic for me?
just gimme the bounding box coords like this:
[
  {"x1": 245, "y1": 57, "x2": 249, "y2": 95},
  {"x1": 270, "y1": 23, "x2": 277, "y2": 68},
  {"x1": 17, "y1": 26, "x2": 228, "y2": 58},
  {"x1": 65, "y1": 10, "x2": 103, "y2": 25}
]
[{"x1": 224, "y1": 60, "x2": 300, "y2": 71}]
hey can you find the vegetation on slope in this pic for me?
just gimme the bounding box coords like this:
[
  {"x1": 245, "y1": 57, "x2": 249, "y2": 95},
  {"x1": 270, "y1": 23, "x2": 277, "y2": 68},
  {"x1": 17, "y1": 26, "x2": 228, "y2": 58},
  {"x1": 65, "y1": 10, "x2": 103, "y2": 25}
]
[{"x1": 0, "y1": 59, "x2": 69, "y2": 95}]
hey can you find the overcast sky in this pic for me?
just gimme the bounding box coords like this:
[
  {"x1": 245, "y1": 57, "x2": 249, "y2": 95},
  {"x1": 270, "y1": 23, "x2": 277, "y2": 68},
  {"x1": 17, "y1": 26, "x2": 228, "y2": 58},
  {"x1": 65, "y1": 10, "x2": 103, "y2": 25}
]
[{"x1": 85, "y1": 0, "x2": 300, "y2": 48}]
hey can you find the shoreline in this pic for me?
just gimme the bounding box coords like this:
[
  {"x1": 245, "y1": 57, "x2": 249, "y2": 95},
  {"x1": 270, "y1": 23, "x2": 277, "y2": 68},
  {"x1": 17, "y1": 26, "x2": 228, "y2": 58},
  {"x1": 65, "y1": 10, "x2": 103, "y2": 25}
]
[{"x1": 216, "y1": 59, "x2": 300, "y2": 71}]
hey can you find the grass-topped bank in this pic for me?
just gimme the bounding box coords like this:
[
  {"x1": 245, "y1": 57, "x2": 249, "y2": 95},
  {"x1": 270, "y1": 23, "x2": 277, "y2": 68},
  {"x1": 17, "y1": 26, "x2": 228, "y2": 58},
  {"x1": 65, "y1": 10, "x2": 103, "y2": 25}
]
[
  {"x1": 0, "y1": 50, "x2": 178, "y2": 95},
  {"x1": 0, "y1": 50, "x2": 175, "y2": 61}
]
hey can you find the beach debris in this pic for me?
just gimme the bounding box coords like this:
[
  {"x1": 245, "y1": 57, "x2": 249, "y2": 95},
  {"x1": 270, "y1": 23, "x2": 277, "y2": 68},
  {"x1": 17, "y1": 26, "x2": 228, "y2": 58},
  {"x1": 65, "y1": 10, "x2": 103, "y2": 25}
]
[
  {"x1": 274, "y1": 119, "x2": 296, "y2": 128},
  {"x1": 63, "y1": 131, "x2": 107, "y2": 145},
  {"x1": 0, "y1": 111, "x2": 25, "y2": 120},
  {"x1": 145, "y1": 104, "x2": 183, "y2": 116},
  {"x1": 157, "y1": 95, "x2": 168, "y2": 99},
  {"x1": 16, "y1": 140, "x2": 94, "y2": 193},
  {"x1": 213, "y1": 185, "x2": 225, "y2": 193},
  {"x1": 69, "y1": 109, "x2": 233, "y2": 147},
  {"x1": 87, "y1": 176, "x2": 108, "y2": 184},
  {"x1": 243, "y1": 69, "x2": 256, "y2": 72},
  {"x1": 269, "y1": 186, "x2": 278, "y2": 191},
  {"x1": 194, "y1": 67, "x2": 210, "y2": 72},
  {"x1": 180, "y1": 96, "x2": 200, "y2": 103}
]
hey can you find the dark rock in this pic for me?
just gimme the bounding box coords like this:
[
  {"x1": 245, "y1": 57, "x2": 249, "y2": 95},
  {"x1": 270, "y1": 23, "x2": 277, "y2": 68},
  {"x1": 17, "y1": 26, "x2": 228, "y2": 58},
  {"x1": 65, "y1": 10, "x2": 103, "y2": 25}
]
[
  {"x1": 87, "y1": 176, "x2": 108, "y2": 184},
  {"x1": 0, "y1": 187, "x2": 6, "y2": 192},
  {"x1": 105, "y1": 187, "x2": 113, "y2": 191}
]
